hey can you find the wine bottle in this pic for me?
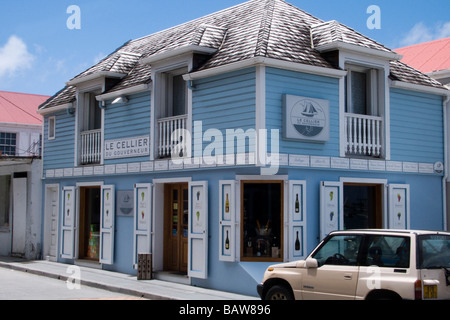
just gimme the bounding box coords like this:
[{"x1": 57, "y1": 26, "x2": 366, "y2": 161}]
[
  {"x1": 225, "y1": 194, "x2": 230, "y2": 213},
  {"x1": 295, "y1": 231, "x2": 300, "y2": 251},
  {"x1": 225, "y1": 230, "x2": 230, "y2": 250},
  {"x1": 295, "y1": 194, "x2": 300, "y2": 213}
]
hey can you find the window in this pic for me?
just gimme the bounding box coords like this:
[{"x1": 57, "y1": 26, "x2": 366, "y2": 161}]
[
  {"x1": 0, "y1": 175, "x2": 11, "y2": 228},
  {"x1": 162, "y1": 69, "x2": 188, "y2": 118},
  {"x1": 241, "y1": 181, "x2": 283, "y2": 261},
  {"x1": 345, "y1": 65, "x2": 380, "y2": 116},
  {"x1": 0, "y1": 132, "x2": 17, "y2": 156},
  {"x1": 344, "y1": 184, "x2": 383, "y2": 229},
  {"x1": 157, "y1": 67, "x2": 188, "y2": 158},
  {"x1": 48, "y1": 117, "x2": 56, "y2": 140},
  {"x1": 344, "y1": 64, "x2": 385, "y2": 158},
  {"x1": 84, "y1": 92, "x2": 102, "y2": 131},
  {"x1": 312, "y1": 234, "x2": 363, "y2": 266},
  {"x1": 79, "y1": 91, "x2": 102, "y2": 165},
  {"x1": 362, "y1": 235, "x2": 410, "y2": 268},
  {"x1": 418, "y1": 234, "x2": 450, "y2": 269}
]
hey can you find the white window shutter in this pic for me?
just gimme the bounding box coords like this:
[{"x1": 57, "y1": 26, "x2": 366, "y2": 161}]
[
  {"x1": 100, "y1": 185, "x2": 115, "y2": 265},
  {"x1": 388, "y1": 184, "x2": 410, "y2": 230},
  {"x1": 60, "y1": 186, "x2": 76, "y2": 259},
  {"x1": 320, "y1": 181, "x2": 344, "y2": 241},
  {"x1": 133, "y1": 183, "x2": 153, "y2": 268},
  {"x1": 188, "y1": 181, "x2": 208, "y2": 279},
  {"x1": 219, "y1": 181, "x2": 236, "y2": 262},
  {"x1": 288, "y1": 181, "x2": 307, "y2": 261}
]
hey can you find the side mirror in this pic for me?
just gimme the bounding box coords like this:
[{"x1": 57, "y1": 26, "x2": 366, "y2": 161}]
[{"x1": 305, "y1": 258, "x2": 318, "y2": 269}]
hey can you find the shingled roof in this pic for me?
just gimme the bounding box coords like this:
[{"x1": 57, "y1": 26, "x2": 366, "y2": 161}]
[{"x1": 39, "y1": 0, "x2": 446, "y2": 111}]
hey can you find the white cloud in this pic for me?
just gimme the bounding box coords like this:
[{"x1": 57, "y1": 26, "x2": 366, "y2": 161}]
[
  {"x1": 400, "y1": 21, "x2": 450, "y2": 46},
  {"x1": 0, "y1": 35, "x2": 35, "y2": 78}
]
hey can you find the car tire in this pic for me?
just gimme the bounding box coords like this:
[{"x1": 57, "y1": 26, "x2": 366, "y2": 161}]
[{"x1": 265, "y1": 285, "x2": 294, "y2": 300}]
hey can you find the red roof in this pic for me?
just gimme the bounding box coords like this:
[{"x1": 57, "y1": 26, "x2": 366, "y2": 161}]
[
  {"x1": 0, "y1": 91, "x2": 49, "y2": 126},
  {"x1": 396, "y1": 37, "x2": 450, "y2": 74}
]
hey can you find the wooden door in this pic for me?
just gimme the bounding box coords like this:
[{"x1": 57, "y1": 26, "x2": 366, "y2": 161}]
[{"x1": 164, "y1": 183, "x2": 188, "y2": 273}]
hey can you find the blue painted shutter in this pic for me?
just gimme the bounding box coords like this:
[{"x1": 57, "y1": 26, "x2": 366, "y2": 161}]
[
  {"x1": 100, "y1": 185, "x2": 115, "y2": 265},
  {"x1": 188, "y1": 181, "x2": 208, "y2": 279}
]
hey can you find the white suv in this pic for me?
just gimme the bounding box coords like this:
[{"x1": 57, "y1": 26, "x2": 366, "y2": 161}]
[{"x1": 257, "y1": 229, "x2": 450, "y2": 300}]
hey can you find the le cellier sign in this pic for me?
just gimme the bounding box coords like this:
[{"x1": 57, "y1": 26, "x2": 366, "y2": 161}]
[{"x1": 104, "y1": 135, "x2": 150, "y2": 160}]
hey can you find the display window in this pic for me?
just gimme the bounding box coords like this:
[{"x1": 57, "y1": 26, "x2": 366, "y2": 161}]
[{"x1": 241, "y1": 181, "x2": 283, "y2": 262}]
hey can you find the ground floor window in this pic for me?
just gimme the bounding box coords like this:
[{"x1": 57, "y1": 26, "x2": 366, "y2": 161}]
[
  {"x1": 0, "y1": 175, "x2": 11, "y2": 228},
  {"x1": 344, "y1": 183, "x2": 383, "y2": 229},
  {"x1": 241, "y1": 181, "x2": 283, "y2": 262}
]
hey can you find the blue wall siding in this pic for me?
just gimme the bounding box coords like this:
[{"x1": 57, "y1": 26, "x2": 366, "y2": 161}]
[
  {"x1": 265, "y1": 67, "x2": 340, "y2": 156},
  {"x1": 103, "y1": 91, "x2": 151, "y2": 165},
  {"x1": 390, "y1": 88, "x2": 444, "y2": 163},
  {"x1": 192, "y1": 68, "x2": 256, "y2": 155},
  {"x1": 43, "y1": 111, "x2": 75, "y2": 170},
  {"x1": 47, "y1": 164, "x2": 445, "y2": 296}
]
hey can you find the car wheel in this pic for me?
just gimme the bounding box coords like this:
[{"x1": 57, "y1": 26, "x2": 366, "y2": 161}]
[{"x1": 265, "y1": 285, "x2": 294, "y2": 300}]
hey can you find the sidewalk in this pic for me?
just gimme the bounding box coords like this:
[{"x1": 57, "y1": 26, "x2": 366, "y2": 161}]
[{"x1": 0, "y1": 257, "x2": 258, "y2": 300}]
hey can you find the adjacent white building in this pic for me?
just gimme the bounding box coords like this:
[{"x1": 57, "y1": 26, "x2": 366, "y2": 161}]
[{"x1": 0, "y1": 91, "x2": 48, "y2": 259}]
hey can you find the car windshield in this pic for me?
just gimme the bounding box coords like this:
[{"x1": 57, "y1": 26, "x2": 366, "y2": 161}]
[{"x1": 418, "y1": 234, "x2": 450, "y2": 269}]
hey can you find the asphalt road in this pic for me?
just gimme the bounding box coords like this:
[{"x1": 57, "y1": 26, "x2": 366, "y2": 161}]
[{"x1": 0, "y1": 267, "x2": 147, "y2": 300}]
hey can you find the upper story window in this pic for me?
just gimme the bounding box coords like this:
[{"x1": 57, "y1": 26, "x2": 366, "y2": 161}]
[
  {"x1": 162, "y1": 68, "x2": 188, "y2": 118},
  {"x1": 81, "y1": 92, "x2": 102, "y2": 132},
  {"x1": 0, "y1": 132, "x2": 17, "y2": 156},
  {"x1": 48, "y1": 117, "x2": 56, "y2": 140},
  {"x1": 344, "y1": 64, "x2": 384, "y2": 158},
  {"x1": 345, "y1": 65, "x2": 381, "y2": 117},
  {"x1": 157, "y1": 67, "x2": 188, "y2": 158},
  {"x1": 78, "y1": 91, "x2": 102, "y2": 165}
]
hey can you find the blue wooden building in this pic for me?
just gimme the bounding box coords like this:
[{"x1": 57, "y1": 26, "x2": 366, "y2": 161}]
[{"x1": 38, "y1": 0, "x2": 449, "y2": 296}]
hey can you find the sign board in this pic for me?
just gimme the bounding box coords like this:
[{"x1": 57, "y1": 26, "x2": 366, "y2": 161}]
[
  {"x1": 283, "y1": 95, "x2": 330, "y2": 142},
  {"x1": 104, "y1": 135, "x2": 150, "y2": 160}
]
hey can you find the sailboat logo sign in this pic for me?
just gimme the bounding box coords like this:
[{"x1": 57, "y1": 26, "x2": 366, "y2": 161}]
[{"x1": 283, "y1": 95, "x2": 330, "y2": 142}]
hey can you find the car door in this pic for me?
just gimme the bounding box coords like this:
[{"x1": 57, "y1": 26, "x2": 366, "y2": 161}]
[{"x1": 302, "y1": 234, "x2": 363, "y2": 300}]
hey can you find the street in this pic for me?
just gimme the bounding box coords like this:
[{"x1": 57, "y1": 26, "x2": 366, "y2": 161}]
[{"x1": 0, "y1": 267, "x2": 146, "y2": 300}]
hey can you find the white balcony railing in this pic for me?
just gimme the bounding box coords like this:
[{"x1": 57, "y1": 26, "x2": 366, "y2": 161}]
[
  {"x1": 157, "y1": 115, "x2": 188, "y2": 158},
  {"x1": 80, "y1": 129, "x2": 102, "y2": 165},
  {"x1": 345, "y1": 113, "x2": 383, "y2": 157}
]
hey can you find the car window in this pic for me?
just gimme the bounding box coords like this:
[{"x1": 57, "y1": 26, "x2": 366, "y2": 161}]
[
  {"x1": 418, "y1": 235, "x2": 450, "y2": 269},
  {"x1": 362, "y1": 235, "x2": 410, "y2": 268},
  {"x1": 312, "y1": 235, "x2": 362, "y2": 266}
]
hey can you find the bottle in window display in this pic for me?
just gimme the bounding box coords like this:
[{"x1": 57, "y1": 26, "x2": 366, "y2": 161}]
[
  {"x1": 225, "y1": 230, "x2": 230, "y2": 250},
  {"x1": 295, "y1": 194, "x2": 300, "y2": 213},
  {"x1": 295, "y1": 231, "x2": 300, "y2": 251}
]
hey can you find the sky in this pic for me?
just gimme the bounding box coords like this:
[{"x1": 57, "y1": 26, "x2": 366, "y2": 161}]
[{"x1": 0, "y1": 0, "x2": 449, "y2": 97}]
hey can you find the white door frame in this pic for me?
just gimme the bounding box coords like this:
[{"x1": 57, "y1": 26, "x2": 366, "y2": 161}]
[
  {"x1": 75, "y1": 181, "x2": 104, "y2": 260},
  {"x1": 152, "y1": 177, "x2": 191, "y2": 277}
]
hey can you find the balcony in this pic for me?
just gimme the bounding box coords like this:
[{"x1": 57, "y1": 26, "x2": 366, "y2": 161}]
[
  {"x1": 80, "y1": 129, "x2": 102, "y2": 165},
  {"x1": 157, "y1": 114, "x2": 188, "y2": 158},
  {"x1": 345, "y1": 113, "x2": 383, "y2": 158}
]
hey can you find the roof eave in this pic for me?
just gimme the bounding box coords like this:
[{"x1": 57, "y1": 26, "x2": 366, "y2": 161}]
[
  {"x1": 66, "y1": 71, "x2": 127, "y2": 86},
  {"x1": 141, "y1": 45, "x2": 217, "y2": 65},
  {"x1": 315, "y1": 41, "x2": 403, "y2": 61}
]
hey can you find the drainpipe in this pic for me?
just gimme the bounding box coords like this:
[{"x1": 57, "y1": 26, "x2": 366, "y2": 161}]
[{"x1": 443, "y1": 94, "x2": 450, "y2": 231}]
